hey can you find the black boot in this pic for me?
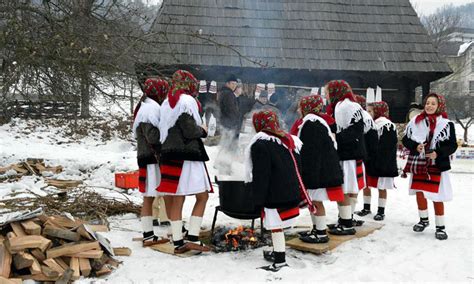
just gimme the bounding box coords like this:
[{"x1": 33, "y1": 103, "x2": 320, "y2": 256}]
[
  {"x1": 259, "y1": 252, "x2": 288, "y2": 272},
  {"x1": 435, "y1": 226, "x2": 448, "y2": 240},
  {"x1": 413, "y1": 217, "x2": 429, "y2": 232},
  {"x1": 355, "y1": 203, "x2": 371, "y2": 217},
  {"x1": 299, "y1": 229, "x2": 329, "y2": 244},
  {"x1": 298, "y1": 225, "x2": 316, "y2": 237},
  {"x1": 374, "y1": 207, "x2": 385, "y2": 221},
  {"x1": 328, "y1": 219, "x2": 356, "y2": 235}
]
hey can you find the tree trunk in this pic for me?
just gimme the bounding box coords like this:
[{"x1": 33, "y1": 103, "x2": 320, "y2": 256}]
[
  {"x1": 130, "y1": 78, "x2": 134, "y2": 116},
  {"x1": 80, "y1": 69, "x2": 90, "y2": 118}
]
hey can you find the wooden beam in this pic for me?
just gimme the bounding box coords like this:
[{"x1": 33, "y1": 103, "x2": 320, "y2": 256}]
[
  {"x1": 46, "y1": 241, "x2": 100, "y2": 259},
  {"x1": 0, "y1": 277, "x2": 22, "y2": 284},
  {"x1": 12, "y1": 252, "x2": 35, "y2": 270},
  {"x1": 79, "y1": 258, "x2": 91, "y2": 277},
  {"x1": 113, "y1": 247, "x2": 131, "y2": 256},
  {"x1": 76, "y1": 225, "x2": 94, "y2": 240},
  {"x1": 41, "y1": 265, "x2": 59, "y2": 279},
  {"x1": 0, "y1": 238, "x2": 12, "y2": 278},
  {"x1": 42, "y1": 259, "x2": 65, "y2": 275},
  {"x1": 29, "y1": 249, "x2": 46, "y2": 262},
  {"x1": 54, "y1": 258, "x2": 69, "y2": 271},
  {"x1": 29, "y1": 257, "x2": 42, "y2": 275},
  {"x1": 46, "y1": 216, "x2": 83, "y2": 229},
  {"x1": 66, "y1": 250, "x2": 103, "y2": 259},
  {"x1": 6, "y1": 236, "x2": 51, "y2": 253},
  {"x1": 20, "y1": 221, "x2": 41, "y2": 235},
  {"x1": 69, "y1": 257, "x2": 80, "y2": 280},
  {"x1": 10, "y1": 223, "x2": 26, "y2": 237},
  {"x1": 95, "y1": 265, "x2": 112, "y2": 277},
  {"x1": 89, "y1": 225, "x2": 109, "y2": 232},
  {"x1": 42, "y1": 226, "x2": 80, "y2": 242}
]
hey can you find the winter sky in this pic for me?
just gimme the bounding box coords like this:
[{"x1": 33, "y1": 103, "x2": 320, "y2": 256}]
[{"x1": 410, "y1": 0, "x2": 473, "y2": 15}]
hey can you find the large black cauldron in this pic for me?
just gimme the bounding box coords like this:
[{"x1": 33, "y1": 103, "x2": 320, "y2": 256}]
[{"x1": 211, "y1": 177, "x2": 263, "y2": 238}]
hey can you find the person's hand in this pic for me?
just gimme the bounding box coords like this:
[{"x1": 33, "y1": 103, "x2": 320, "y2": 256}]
[
  {"x1": 426, "y1": 151, "x2": 437, "y2": 160},
  {"x1": 201, "y1": 124, "x2": 208, "y2": 132},
  {"x1": 416, "y1": 143, "x2": 426, "y2": 154}
]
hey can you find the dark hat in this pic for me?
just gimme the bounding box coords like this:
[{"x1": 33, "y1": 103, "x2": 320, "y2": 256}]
[{"x1": 225, "y1": 74, "x2": 238, "y2": 83}]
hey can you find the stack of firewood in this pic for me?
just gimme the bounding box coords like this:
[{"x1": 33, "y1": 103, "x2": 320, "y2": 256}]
[{"x1": 0, "y1": 215, "x2": 131, "y2": 283}]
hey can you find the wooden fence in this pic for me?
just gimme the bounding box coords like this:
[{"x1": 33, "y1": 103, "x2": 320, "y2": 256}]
[{"x1": 3, "y1": 100, "x2": 80, "y2": 119}]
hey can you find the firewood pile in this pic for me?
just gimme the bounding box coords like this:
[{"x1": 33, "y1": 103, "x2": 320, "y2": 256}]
[
  {"x1": 0, "y1": 159, "x2": 81, "y2": 189},
  {"x1": 0, "y1": 214, "x2": 131, "y2": 283}
]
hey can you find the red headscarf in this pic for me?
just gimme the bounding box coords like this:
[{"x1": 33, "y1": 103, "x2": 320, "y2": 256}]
[
  {"x1": 168, "y1": 70, "x2": 199, "y2": 109},
  {"x1": 369, "y1": 101, "x2": 390, "y2": 120},
  {"x1": 252, "y1": 110, "x2": 295, "y2": 150},
  {"x1": 415, "y1": 93, "x2": 448, "y2": 134},
  {"x1": 290, "y1": 95, "x2": 335, "y2": 135},
  {"x1": 133, "y1": 78, "x2": 169, "y2": 120},
  {"x1": 354, "y1": 94, "x2": 367, "y2": 110},
  {"x1": 325, "y1": 80, "x2": 356, "y2": 117}
]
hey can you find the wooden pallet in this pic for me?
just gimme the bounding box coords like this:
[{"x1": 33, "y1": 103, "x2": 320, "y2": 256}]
[
  {"x1": 149, "y1": 243, "x2": 202, "y2": 258},
  {"x1": 287, "y1": 222, "x2": 384, "y2": 255}
]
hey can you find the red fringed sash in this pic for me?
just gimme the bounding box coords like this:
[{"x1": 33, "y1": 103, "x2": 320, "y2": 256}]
[
  {"x1": 356, "y1": 160, "x2": 365, "y2": 190},
  {"x1": 326, "y1": 185, "x2": 344, "y2": 202},
  {"x1": 158, "y1": 160, "x2": 184, "y2": 194},
  {"x1": 138, "y1": 167, "x2": 147, "y2": 193},
  {"x1": 411, "y1": 166, "x2": 441, "y2": 193}
]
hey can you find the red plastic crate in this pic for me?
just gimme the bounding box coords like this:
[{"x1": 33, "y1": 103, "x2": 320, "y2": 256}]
[{"x1": 115, "y1": 171, "x2": 139, "y2": 189}]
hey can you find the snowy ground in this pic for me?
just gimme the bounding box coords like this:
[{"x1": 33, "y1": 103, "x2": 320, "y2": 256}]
[{"x1": 0, "y1": 116, "x2": 473, "y2": 283}]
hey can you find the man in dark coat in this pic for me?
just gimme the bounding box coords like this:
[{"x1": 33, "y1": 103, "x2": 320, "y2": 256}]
[{"x1": 218, "y1": 75, "x2": 240, "y2": 135}]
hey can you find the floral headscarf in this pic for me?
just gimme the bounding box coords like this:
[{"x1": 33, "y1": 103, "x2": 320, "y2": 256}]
[
  {"x1": 369, "y1": 101, "x2": 390, "y2": 120},
  {"x1": 144, "y1": 78, "x2": 169, "y2": 104},
  {"x1": 354, "y1": 94, "x2": 367, "y2": 110},
  {"x1": 168, "y1": 70, "x2": 199, "y2": 108},
  {"x1": 326, "y1": 80, "x2": 356, "y2": 116},
  {"x1": 252, "y1": 110, "x2": 295, "y2": 150},
  {"x1": 415, "y1": 93, "x2": 448, "y2": 135},
  {"x1": 290, "y1": 95, "x2": 335, "y2": 135}
]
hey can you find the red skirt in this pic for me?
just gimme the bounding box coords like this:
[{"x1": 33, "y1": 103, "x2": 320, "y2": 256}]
[
  {"x1": 410, "y1": 167, "x2": 441, "y2": 193},
  {"x1": 157, "y1": 159, "x2": 184, "y2": 194}
]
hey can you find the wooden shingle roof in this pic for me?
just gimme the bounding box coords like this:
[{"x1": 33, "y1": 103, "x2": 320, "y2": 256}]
[{"x1": 150, "y1": 0, "x2": 451, "y2": 74}]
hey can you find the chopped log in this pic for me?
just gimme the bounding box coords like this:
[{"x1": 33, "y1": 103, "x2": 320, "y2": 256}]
[
  {"x1": 90, "y1": 254, "x2": 109, "y2": 271},
  {"x1": 105, "y1": 257, "x2": 121, "y2": 269},
  {"x1": 79, "y1": 258, "x2": 91, "y2": 277},
  {"x1": 113, "y1": 247, "x2": 131, "y2": 256},
  {"x1": 95, "y1": 265, "x2": 112, "y2": 277},
  {"x1": 66, "y1": 250, "x2": 103, "y2": 259},
  {"x1": 43, "y1": 226, "x2": 80, "y2": 242},
  {"x1": 55, "y1": 268, "x2": 73, "y2": 284},
  {"x1": 88, "y1": 225, "x2": 109, "y2": 232},
  {"x1": 10, "y1": 223, "x2": 26, "y2": 237},
  {"x1": 45, "y1": 179, "x2": 82, "y2": 189},
  {"x1": 21, "y1": 221, "x2": 41, "y2": 235},
  {"x1": 18, "y1": 273, "x2": 58, "y2": 281},
  {"x1": 5, "y1": 232, "x2": 16, "y2": 240},
  {"x1": 76, "y1": 225, "x2": 93, "y2": 240},
  {"x1": 46, "y1": 241, "x2": 100, "y2": 259},
  {"x1": 11, "y1": 165, "x2": 28, "y2": 175},
  {"x1": 12, "y1": 252, "x2": 34, "y2": 270},
  {"x1": 46, "y1": 216, "x2": 83, "y2": 229},
  {"x1": 43, "y1": 259, "x2": 65, "y2": 275},
  {"x1": 0, "y1": 238, "x2": 12, "y2": 278},
  {"x1": 0, "y1": 276, "x2": 22, "y2": 284},
  {"x1": 69, "y1": 257, "x2": 80, "y2": 280},
  {"x1": 37, "y1": 214, "x2": 49, "y2": 223},
  {"x1": 6, "y1": 236, "x2": 51, "y2": 253},
  {"x1": 29, "y1": 257, "x2": 42, "y2": 275},
  {"x1": 22, "y1": 161, "x2": 38, "y2": 176},
  {"x1": 30, "y1": 249, "x2": 46, "y2": 262},
  {"x1": 54, "y1": 258, "x2": 69, "y2": 271},
  {"x1": 41, "y1": 265, "x2": 59, "y2": 278}
]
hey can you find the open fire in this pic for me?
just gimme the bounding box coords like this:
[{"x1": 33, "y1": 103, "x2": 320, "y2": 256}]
[{"x1": 212, "y1": 226, "x2": 268, "y2": 252}]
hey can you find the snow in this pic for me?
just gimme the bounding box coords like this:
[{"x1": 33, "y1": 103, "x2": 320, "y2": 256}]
[
  {"x1": 1, "y1": 115, "x2": 473, "y2": 282},
  {"x1": 458, "y1": 41, "x2": 474, "y2": 56}
]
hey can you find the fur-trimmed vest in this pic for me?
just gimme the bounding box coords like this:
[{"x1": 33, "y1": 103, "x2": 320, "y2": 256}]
[
  {"x1": 298, "y1": 115, "x2": 343, "y2": 189},
  {"x1": 402, "y1": 116, "x2": 457, "y2": 172},
  {"x1": 334, "y1": 99, "x2": 367, "y2": 161},
  {"x1": 245, "y1": 133, "x2": 302, "y2": 209},
  {"x1": 368, "y1": 117, "x2": 398, "y2": 177}
]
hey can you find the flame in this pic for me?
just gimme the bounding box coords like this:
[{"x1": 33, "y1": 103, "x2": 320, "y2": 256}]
[{"x1": 223, "y1": 226, "x2": 258, "y2": 249}]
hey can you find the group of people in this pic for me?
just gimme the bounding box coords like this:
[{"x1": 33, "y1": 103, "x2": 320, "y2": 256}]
[{"x1": 132, "y1": 70, "x2": 458, "y2": 272}]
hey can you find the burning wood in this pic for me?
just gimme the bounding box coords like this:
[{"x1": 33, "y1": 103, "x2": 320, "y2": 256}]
[{"x1": 212, "y1": 226, "x2": 268, "y2": 252}]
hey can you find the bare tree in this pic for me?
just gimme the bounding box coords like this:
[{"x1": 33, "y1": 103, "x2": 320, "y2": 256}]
[
  {"x1": 447, "y1": 96, "x2": 474, "y2": 145},
  {"x1": 421, "y1": 4, "x2": 462, "y2": 49}
]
